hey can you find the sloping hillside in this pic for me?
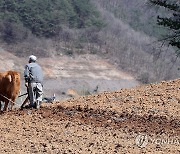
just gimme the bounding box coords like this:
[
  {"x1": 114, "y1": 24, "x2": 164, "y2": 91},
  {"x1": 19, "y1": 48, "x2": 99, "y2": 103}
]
[
  {"x1": 0, "y1": 48, "x2": 139, "y2": 102},
  {"x1": 54, "y1": 78, "x2": 180, "y2": 118},
  {"x1": 0, "y1": 79, "x2": 179, "y2": 153},
  {"x1": 93, "y1": 0, "x2": 180, "y2": 83},
  {"x1": 0, "y1": 0, "x2": 179, "y2": 84},
  {"x1": 0, "y1": 48, "x2": 24, "y2": 72}
]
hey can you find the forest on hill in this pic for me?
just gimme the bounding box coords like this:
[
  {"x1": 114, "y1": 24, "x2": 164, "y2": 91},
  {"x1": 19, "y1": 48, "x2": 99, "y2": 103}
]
[
  {"x1": 0, "y1": 0, "x2": 179, "y2": 83},
  {"x1": 0, "y1": 0, "x2": 103, "y2": 40}
]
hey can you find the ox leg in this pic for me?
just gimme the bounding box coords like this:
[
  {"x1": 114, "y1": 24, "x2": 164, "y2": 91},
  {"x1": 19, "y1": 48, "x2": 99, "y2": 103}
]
[
  {"x1": 3, "y1": 100, "x2": 9, "y2": 112},
  {"x1": 9, "y1": 97, "x2": 16, "y2": 111}
]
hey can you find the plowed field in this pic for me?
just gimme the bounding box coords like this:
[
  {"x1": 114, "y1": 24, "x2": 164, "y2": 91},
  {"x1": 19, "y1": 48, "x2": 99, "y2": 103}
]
[{"x1": 0, "y1": 79, "x2": 179, "y2": 153}]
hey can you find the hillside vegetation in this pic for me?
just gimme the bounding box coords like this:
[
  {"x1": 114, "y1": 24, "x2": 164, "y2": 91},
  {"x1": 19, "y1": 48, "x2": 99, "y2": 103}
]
[
  {"x1": 0, "y1": 0, "x2": 179, "y2": 83},
  {"x1": 0, "y1": 0, "x2": 103, "y2": 41},
  {"x1": 93, "y1": 0, "x2": 179, "y2": 83}
]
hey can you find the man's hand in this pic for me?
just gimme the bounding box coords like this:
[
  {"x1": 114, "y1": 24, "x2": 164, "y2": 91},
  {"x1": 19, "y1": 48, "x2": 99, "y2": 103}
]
[{"x1": 25, "y1": 82, "x2": 28, "y2": 87}]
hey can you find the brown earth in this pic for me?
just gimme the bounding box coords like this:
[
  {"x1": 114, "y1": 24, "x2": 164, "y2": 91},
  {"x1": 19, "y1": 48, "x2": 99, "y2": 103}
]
[{"x1": 0, "y1": 79, "x2": 179, "y2": 153}]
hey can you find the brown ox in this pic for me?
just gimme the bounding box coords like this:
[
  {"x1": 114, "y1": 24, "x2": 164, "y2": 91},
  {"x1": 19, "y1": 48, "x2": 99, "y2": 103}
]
[{"x1": 0, "y1": 71, "x2": 20, "y2": 111}]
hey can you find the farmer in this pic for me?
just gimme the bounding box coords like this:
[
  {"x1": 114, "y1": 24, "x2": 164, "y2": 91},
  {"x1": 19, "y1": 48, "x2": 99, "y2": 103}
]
[{"x1": 23, "y1": 55, "x2": 43, "y2": 109}]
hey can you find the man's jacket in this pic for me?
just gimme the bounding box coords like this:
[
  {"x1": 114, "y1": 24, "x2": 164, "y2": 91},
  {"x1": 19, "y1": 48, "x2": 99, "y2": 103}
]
[{"x1": 24, "y1": 62, "x2": 43, "y2": 84}]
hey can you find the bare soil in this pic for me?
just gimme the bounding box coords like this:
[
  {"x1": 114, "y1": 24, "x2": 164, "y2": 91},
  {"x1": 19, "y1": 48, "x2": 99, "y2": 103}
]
[
  {"x1": 39, "y1": 54, "x2": 139, "y2": 100},
  {"x1": 0, "y1": 79, "x2": 179, "y2": 153}
]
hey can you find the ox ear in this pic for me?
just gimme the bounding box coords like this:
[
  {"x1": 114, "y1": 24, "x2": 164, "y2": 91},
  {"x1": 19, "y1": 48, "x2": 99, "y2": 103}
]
[{"x1": 7, "y1": 75, "x2": 12, "y2": 83}]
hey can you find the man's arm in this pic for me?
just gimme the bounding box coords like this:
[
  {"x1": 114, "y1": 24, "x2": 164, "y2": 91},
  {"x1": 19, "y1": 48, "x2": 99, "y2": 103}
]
[{"x1": 24, "y1": 65, "x2": 30, "y2": 87}]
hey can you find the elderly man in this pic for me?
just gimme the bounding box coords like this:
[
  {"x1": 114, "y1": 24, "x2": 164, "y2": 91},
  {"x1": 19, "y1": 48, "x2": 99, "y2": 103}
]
[{"x1": 24, "y1": 55, "x2": 43, "y2": 109}]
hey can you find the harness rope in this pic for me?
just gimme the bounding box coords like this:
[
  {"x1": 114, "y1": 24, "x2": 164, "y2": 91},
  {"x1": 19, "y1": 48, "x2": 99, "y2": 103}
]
[{"x1": 0, "y1": 94, "x2": 16, "y2": 105}]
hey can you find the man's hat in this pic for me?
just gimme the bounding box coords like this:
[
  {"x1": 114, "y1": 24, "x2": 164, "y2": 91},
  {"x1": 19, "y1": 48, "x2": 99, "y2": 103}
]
[{"x1": 29, "y1": 55, "x2": 37, "y2": 62}]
